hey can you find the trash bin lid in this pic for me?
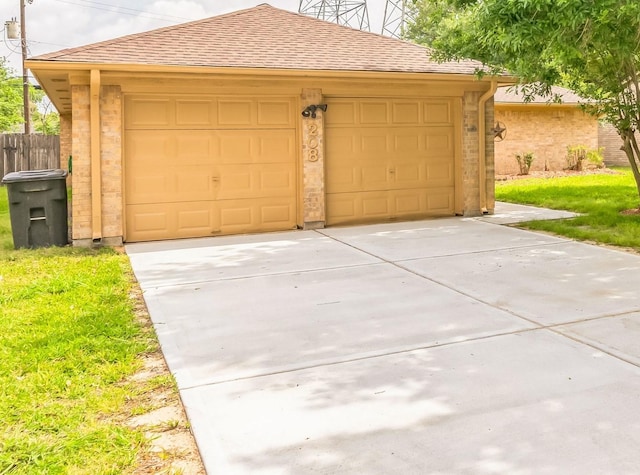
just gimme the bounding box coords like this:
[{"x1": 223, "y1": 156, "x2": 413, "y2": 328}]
[{"x1": 2, "y1": 169, "x2": 68, "y2": 184}]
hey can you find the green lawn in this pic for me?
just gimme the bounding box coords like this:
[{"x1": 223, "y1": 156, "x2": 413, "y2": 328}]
[
  {"x1": 0, "y1": 186, "x2": 163, "y2": 474},
  {"x1": 495, "y1": 168, "x2": 640, "y2": 249}
]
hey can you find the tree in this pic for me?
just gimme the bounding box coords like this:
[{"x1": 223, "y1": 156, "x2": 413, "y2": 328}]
[
  {"x1": 409, "y1": 0, "x2": 640, "y2": 203},
  {"x1": 0, "y1": 59, "x2": 23, "y2": 132},
  {"x1": 31, "y1": 90, "x2": 60, "y2": 135},
  {"x1": 0, "y1": 59, "x2": 60, "y2": 134}
]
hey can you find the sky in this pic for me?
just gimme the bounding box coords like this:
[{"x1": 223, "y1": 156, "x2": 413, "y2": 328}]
[{"x1": 1, "y1": 0, "x2": 389, "y2": 78}]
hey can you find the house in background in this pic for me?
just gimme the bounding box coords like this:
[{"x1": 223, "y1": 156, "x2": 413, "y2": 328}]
[
  {"x1": 494, "y1": 86, "x2": 598, "y2": 175},
  {"x1": 494, "y1": 86, "x2": 630, "y2": 175},
  {"x1": 26, "y1": 4, "x2": 510, "y2": 245}
]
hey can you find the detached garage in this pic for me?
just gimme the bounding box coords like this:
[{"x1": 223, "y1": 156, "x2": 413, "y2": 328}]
[{"x1": 27, "y1": 4, "x2": 509, "y2": 245}]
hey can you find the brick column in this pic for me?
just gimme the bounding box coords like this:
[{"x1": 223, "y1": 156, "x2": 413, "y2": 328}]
[
  {"x1": 59, "y1": 113, "x2": 72, "y2": 174},
  {"x1": 70, "y1": 85, "x2": 92, "y2": 242},
  {"x1": 462, "y1": 91, "x2": 481, "y2": 216},
  {"x1": 484, "y1": 97, "x2": 496, "y2": 214},
  {"x1": 301, "y1": 88, "x2": 326, "y2": 229},
  {"x1": 100, "y1": 85, "x2": 123, "y2": 245}
]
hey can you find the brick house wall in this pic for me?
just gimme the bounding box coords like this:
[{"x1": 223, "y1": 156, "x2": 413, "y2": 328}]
[
  {"x1": 70, "y1": 84, "x2": 123, "y2": 245},
  {"x1": 598, "y1": 123, "x2": 631, "y2": 167},
  {"x1": 494, "y1": 105, "x2": 598, "y2": 175}
]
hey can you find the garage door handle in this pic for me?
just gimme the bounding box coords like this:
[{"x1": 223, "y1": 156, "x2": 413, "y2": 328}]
[{"x1": 212, "y1": 176, "x2": 220, "y2": 183}]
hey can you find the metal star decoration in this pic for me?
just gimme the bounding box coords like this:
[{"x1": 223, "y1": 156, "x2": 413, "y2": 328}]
[{"x1": 491, "y1": 121, "x2": 507, "y2": 141}]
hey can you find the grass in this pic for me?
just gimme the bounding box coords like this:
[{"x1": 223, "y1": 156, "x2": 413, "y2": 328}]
[
  {"x1": 0, "y1": 186, "x2": 163, "y2": 474},
  {"x1": 495, "y1": 167, "x2": 640, "y2": 249}
]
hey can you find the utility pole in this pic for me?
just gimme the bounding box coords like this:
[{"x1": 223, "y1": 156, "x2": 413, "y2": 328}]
[{"x1": 20, "y1": 0, "x2": 30, "y2": 134}]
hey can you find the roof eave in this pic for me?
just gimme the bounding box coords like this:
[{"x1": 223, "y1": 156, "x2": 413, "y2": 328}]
[{"x1": 26, "y1": 59, "x2": 515, "y2": 82}]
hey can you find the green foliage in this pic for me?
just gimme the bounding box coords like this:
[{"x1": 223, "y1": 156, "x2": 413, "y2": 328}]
[
  {"x1": 515, "y1": 151, "x2": 535, "y2": 175},
  {"x1": 0, "y1": 189, "x2": 158, "y2": 472},
  {"x1": 496, "y1": 168, "x2": 640, "y2": 249},
  {"x1": 0, "y1": 59, "x2": 60, "y2": 134},
  {"x1": 410, "y1": 0, "x2": 640, "y2": 197},
  {"x1": 566, "y1": 145, "x2": 605, "y2": 171},
  {"x1": 32, "y1": 98, "x2": 61, "y2": 135},
  {"x1": 0, "y1": 60, "x2": 23, "y2": 132}
]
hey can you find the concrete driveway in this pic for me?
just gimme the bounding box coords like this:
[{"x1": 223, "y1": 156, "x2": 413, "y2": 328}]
[{"x1": 126, "y1": 204, "x2": 640, "y2": 474}]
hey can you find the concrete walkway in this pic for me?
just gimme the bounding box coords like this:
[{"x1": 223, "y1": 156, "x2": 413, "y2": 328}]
[{"x1": 127, "y1": 203, "x2": 640, "y2": 474}]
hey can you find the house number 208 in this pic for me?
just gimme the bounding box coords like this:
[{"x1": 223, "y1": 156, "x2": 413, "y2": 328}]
[{"x1": 307, "y1": 123, "x2": 319, "y2": 162}]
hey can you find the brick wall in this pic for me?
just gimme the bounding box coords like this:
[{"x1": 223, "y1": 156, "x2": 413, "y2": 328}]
[
  {"x1": 494, "y1": 106, "x2": 598, "y2": 175},
  {"x1": 59, "y1": 114, "x2": 72, "y2": 173},
  {"x1": 484, "y1": 97, "x2": 495, "y2": 213},
  {"x1": 598, "y1": 123, "x2": 630, "y2": 167},
  {"x1": 462, "y1": 91, "x2": 480, "y2": 215},
  {"x1": 70, "y1": 85, "x2": 92, "y2": 240},
  {"x1": 300, "y1": 88, "x2": 325, "y2": 229},
  {"x1": 69, "y1": 84, "x2": 123, "y2": 244},
  {"x1": 100, "y1": 86, "x2": 123, "y2": 240},
  {"x1": 462, "y1": 92, "x2": 494, "y2": 215}
]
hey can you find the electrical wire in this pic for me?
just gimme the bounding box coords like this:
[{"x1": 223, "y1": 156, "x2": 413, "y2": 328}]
[{"x1": 50, "y1": 0, "x2": 196, "y2": 24}]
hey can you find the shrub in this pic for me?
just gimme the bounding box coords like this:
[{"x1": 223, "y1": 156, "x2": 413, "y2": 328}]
[
  {"x1": 515, "y1": 152, "x2": 535, "y2": 175},
  {"x1": 566, "y1": 145, "x2": 605, "y2": 171}
]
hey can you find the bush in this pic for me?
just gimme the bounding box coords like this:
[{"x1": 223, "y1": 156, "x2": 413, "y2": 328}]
[
  {"x1": 515, "y1": 152, "x2": 535, "y2": 175},
  {"x1": 566, "y1": 145, "x2": 605, "y2": 171}
]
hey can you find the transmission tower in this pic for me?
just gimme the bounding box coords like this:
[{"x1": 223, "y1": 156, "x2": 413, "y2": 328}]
[
  {"x1": 298, "y1": 0, "x2": 370, "y2": 32},
  {"x1": 381, "y1": 0, "x2": 417, "y2": 39}
]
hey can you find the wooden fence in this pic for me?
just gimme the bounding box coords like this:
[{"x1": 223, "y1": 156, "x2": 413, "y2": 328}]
[{"x1": 1, "y1": 134, "x2": 60, "y2": 178}]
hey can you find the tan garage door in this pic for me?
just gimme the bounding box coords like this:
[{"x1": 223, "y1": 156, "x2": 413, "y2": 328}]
[
  {"x1": 124, "y1": 95, "x2": 297, "y2": 242},
  {"x1": 325, "y1": 97, "x2": 457, "y2": 225}
]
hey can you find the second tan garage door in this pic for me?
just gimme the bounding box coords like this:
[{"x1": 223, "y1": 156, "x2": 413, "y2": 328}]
[
  {"x1": 124, "y1": 95, "x2": 298, "y2": 242},
  {"x1": 325, "y1": 97, "x2": 458, "y2": 225}
]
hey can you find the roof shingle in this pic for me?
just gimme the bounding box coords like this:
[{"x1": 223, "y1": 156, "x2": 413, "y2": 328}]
[{"x1": 30, "y1": 4, "x2": 484, "y2": 75}]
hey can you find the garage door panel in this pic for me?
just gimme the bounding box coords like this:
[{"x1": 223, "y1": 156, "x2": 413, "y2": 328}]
[
  {"x1": 126, "y1": 96, "x2": 296, "y2": 130},
  {"x1": 424, "y1": 101, "x2": 453, "y2": 125},
  {"x1": 176, "y1": 100, "x2": 215, "y2": 126},
  {"x1": 126, "y1": 202, "x2": 216, "y2": 241},
  {"x1": 362, "y1": 194, "x2": 391, "y2": 217},
  {"x1": 217, "y1": 164, "x2": 295, "y2": 199},
  {"x1": 217, "y1": 198, "x2": 295, "y2": 233},
  {"x1": 394, "y1": 192, "x2": 423, "y2": 215},
  {"x1": 392, "y1": 101, "x2": 420, "y2": 124},
  {"x1": 326, "y1": 97, "x2": 456, "y2": 225},
  {"x1": 218, "y1": 100, "x2": 253, "y2": 126},
  {"x1": 325, "y1": 166, "x2": 360, "y2": 193},
  {"x1": 325, "y1": 101, "x2": 357, "y2": 126},
  {"x1": 177, "y1": 171, "x2": 216, "y2": 197},
  {"x1": 175, "y1": 133, "x2": 214, "y2": 165},
  {"x1": 126, "y1": 131, "x2": 174, "y2": 162},
  {"x1": 426, "y1": 161, "x2": 454, "y2": 185},
  {"x1": 393, "y1": 164, "x2": 423, "y2": 187},
  {"x1": 125, "y1": 94, "x2": 297, "y2": 241},
  {"x1": 361, "y1": 164, "x2": 392, "y2": 190},
  {"x1": 361, "y1": 133, "x2": 389, "y2": 153},
  {"x1": 426, "y1": 189, "x2": 455, "y2": 213},
  {"x1": 360, "y1": 101, "x2": 389, "y2": 124},
  {"x1": 218, "y1": 130, "x2": 295, "y2": 164},
  {"x1": 257, "y1": 101, "x2": 294, "y2": 126},
  {"x1": 425, "y1": 128, "x2": 454, "y2": 153},
  {"x1": 127, "y1": 98, "x2": 172, "y2": 127},
  {"x1": 258, "y1": 133, "x2": 296, "y2": 161},
  {"x1": 393, "y1": 132, "x2": 422, "y2": 153}
]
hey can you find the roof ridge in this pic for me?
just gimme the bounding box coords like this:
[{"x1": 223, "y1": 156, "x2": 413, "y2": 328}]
[{"x1": 31, "y1": 4, "x2": 273, "y2": 60}]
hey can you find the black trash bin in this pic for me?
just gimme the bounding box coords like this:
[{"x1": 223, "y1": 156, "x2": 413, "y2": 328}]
[{"x1": 2, "y1": 169, "x2": 69, "y2": 249}]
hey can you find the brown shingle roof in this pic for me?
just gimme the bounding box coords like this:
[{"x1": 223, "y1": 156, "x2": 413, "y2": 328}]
[{"x1": 29, "y1": 4, "x2": 483, "y2": 75}]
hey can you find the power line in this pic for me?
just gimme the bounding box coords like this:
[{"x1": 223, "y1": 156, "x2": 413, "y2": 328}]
[{"x1": 51, "y1": 0, "x2": 196, "y2": 24}]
